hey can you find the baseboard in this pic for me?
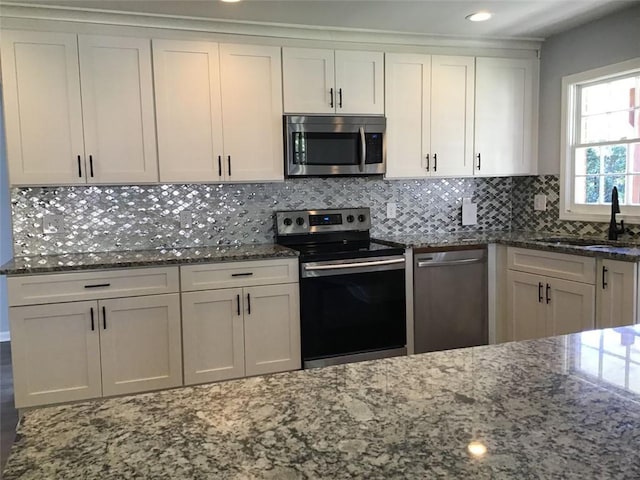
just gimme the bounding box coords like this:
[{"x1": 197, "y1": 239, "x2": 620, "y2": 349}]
[{"x1": 0, "y1": 331, "x2": 10, "y2": 342}]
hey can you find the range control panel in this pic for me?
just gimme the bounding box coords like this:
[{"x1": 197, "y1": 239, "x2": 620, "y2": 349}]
[{"x1": 275, "y1": 208, "x2": 371, "y2": 236}]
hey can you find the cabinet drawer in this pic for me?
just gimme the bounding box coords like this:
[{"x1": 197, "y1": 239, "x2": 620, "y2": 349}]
[
  {"x1": 507, "y1": 247, "x2": 596, "y2": 284},
  {"x1": 181, "y1": 259, "x2": 298, "y2": 292},
  {"x1": 7, "y1": 267, "x2": 179, "y2": 306}
]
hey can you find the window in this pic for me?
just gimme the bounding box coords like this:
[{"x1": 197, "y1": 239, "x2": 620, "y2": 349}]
[{"x1": 560, "y1": 58, "x2": 640, "y2": 222}]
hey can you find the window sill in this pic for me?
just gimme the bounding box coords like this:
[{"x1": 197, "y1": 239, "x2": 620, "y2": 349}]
[{"x1": 560, "y1": 210, "x2": 640, "y2": 224}]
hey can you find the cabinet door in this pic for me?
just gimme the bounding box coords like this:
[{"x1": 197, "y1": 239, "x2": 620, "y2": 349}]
[
  {"x1": 78, "y1": 35, "x2": 158, "y2": 183},
  {"x1": 546, "y1": 278, "x2": 595, "y2": 336},
  {"x1": 153, "y1": 39, "x2": 224, "y2": 182},
  {"x1": 430, "y1": 55, "x2": 475, "y2": 177},
  {"x1": 506, "y1": 270, "x2": 546, "y2": 341},
  {"x1": 244, "y1": 283, "x2": 301, "y2": 376},
  {"x1": 282, "y1": 47, "x2": 335, "y2": 114},
  {"x1": 596, "y1": 259, "x2": 637, "y2": 328},
  {"x1": 474, "y1": 57, "x2": 535, "y2": 176},
  {"x1": 1, "y1": 30, "x2": 85, "y2": 185},
  {"x1": 9, "y1": 301, "x2": 101, "y2": 408},
  {"x1": 182, "y1": 289, "x2": 245, "y2": 385},
  {"x1": 384, "y1": 53, "x2": 431, "y2": 179},
  {"x1": 219, "y1": 44, "x2": 284, "y2": 182},
  {"x1": 335, "y1": 50, "x2": 384, "y2": 115},
  {"x1": 99, "y1": 294, "x2": 182, "y2": 396}
]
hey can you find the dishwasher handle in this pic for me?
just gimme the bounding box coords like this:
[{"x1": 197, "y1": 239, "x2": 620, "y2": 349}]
[{"x1": 417, "y1": 257, "x2": 485, "y2": 268}]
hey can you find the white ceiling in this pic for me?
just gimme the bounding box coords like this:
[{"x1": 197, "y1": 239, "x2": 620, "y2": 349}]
[{"x1": 4, "y1": 0, "x2": 639, "y2": 40}]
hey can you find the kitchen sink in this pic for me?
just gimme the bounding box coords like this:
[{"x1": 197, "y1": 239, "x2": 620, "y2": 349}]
[{"x1": 533, "y1": 237, "x2": 613, "y2": 247}]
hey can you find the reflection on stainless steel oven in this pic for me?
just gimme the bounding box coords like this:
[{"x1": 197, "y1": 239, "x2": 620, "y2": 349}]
[{"x1": 275, "y1": 207, "x2": 406, "y2": 368}]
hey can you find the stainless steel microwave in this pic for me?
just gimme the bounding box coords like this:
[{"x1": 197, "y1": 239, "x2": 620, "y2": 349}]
[{"x1": 284, "y1": 115, "x2": 386, "y2": 177}]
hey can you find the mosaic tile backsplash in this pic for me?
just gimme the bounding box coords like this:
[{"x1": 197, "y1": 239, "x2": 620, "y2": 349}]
[
  {"x1": 511, "y1": 175, "x2": 640, "y2": 239},
  {"x1": 11, "y1": 177, "x2": 514, "y2": 256}
]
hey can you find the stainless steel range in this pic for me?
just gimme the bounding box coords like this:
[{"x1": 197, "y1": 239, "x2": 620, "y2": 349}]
[{"x1": 275, "y1": 207, "x2": 407, "y2": 368}]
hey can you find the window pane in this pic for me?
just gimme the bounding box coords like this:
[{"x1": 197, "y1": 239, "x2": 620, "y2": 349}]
[
  {"x1": 575, "y1": 175, "x2": 600, "y2": 204},
  {"x1": 629, "y1": 143, "x2": 640, "y2": 173},
  {"x1": 604, "y1": 176, "x2": 625, "y2": 202},
  {"x1": 575, "y1": 146, "x2": 600, "y2": 175},
  {"x1": 582, "y1": 75, "x2": 639, "y2": 115},
  {"x1": 603, "y1": 144, "x2": 627, "y2": 173},
  {"x1": 581, "y1": 111, "x2": 638, "y2": 143}
]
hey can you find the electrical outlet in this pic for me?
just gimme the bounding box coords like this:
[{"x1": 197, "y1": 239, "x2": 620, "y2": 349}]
[
  {"x1": 42, "y1": 214, "x2": 64, "y2": 234},
  {"x1": 534, "y1": 194, "x2": 547, "y2": 211},
  {"x1": 179, "y1": 210, "x2": 193, "y2": 229},
  {"x1": 386, "y1": 202, "x2": 397, "y2": 219}
]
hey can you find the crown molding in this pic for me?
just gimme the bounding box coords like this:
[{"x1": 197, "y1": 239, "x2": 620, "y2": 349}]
[{"x1": 0, "y1": 2, "x2": 543, "y2": 51}]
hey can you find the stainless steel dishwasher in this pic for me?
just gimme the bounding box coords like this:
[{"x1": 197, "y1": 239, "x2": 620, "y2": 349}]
[{"x1": 413, "y1": 247, "x2": 488, "y2": 354}]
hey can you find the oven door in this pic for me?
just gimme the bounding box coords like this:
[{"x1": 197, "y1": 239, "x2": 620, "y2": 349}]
[
  {"x1": 285, "y1": 115, "x2": 385, "y2": 176},
  {"x1": 300, "y1": 256, "x2": 406, "y2": 365}
]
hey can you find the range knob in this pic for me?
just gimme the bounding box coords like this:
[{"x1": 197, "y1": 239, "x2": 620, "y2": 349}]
[
  {"x1": 358, "y1": 214, "x2": 366, "y2": 222},
  {"x1": 346, "y1": 215, "x2": 355, "y2": 223},
  {"x1": 296, "y1": 217, "x2": 305, "y2": 226},
  {"x1": 283, "y1": 218, "x2": 293, "y2": 226}
]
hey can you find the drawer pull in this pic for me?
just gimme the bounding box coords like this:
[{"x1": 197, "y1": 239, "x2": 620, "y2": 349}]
[
  {"x1": 84, "y1": 283, "x2": 111, "y2": 289},
  {"x1": 231, "y1": 272, "x2": 254, "y2": 277}
]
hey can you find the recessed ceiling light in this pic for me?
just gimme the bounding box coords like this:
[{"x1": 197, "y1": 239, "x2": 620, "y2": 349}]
[
  {"x1": 220, "y1": 0, "x2": 242, "y2": 3},
  {"x1": 466, "y1": 12, "x2": 492, "y2": 22}
]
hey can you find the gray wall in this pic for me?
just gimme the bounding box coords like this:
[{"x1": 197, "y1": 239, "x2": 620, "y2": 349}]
[
  {"x1": 0, "y1": 89, "x2": 12, "y2": 339},
  {"x1": 538, "y1": 3, "x2": 640, "y2": 175}
]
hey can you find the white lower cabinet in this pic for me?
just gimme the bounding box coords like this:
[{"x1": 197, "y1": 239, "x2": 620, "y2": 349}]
[
  {"x1": 9, "y1": 301, "x2": 102, "y2": 408},
  {"x1": 596, "y1": 259, "x2": 638, "y2": 329},
  {"x1": 181, "y1": 260, "x2": 301, "y2": 386},
  {"x1": 506, "y1": 270, "x2": 595, "y2": 341},
  {"x1": 506, "y1": 248, "x2": 596, "y2": 342},
  {"x1": 10, "y1": 293, "x2": 182, "y2": 408}
]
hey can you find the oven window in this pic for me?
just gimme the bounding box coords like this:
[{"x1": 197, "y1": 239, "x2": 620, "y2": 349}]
[
  {"x1": 300, "y1": 269, "x2": 406, "y2": 360},
  {"x1": 293, "y1": 132, "x2": 360, "y2": 166}
]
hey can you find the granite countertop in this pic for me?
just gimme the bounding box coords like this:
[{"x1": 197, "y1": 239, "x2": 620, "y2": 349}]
[
  {"x1": 4, "y1": 325, "x2": 640, "y2": 479},
  {"x1": 375, "y1": 230, "x2": 640, "y2": 262},
  {"x1": 0, "y1": 244, "x2": 298, "y2": 275}
]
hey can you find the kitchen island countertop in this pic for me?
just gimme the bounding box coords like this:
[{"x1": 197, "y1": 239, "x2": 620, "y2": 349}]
[{"x1": 4, "y1": 325, "x2": 640, "y2": 479}]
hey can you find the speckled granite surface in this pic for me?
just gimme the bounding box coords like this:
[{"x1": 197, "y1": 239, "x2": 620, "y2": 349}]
[
  {"x1": 4, "y1": 231, "x2": 640, "y2": 275},
  {"x1": 375, "y1": 231, "x2": 640, "y2": 262},
  {"x1": 0, "y1": 244, "x2": 298, "y2": 275},
  {"x1": 4, "y1": 325, "x2": 640, "y2": 479}
]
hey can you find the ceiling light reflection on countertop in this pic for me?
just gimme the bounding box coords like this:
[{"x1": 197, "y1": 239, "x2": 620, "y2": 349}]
[
  {"x1": 466, "y1": 12, "x2": 493, "y2": 22},
  {"x1": 467, "y1": 440, "x2": 488, "y2": 457}
]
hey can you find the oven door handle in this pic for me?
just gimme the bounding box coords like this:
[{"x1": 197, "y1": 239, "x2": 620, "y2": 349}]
[{"x1": 304, "y1": 258, "x2": 405, "y2": 272}]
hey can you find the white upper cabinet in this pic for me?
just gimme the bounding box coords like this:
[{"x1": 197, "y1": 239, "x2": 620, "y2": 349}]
[
  {"x1": 1, "y1": 30, "x2": 158, "y2": 186},
  {"x1": 153, "y1": 41, "x2": 284, "y2": 183},
  {"x1": 385, "y1": 54, "x2": 474, "y2": 178},
  {"x1": 78, "y1": 35, "x2": 158, "y2": 184},
  {"x1": 219, "y1": 43, "x2": 284, "y2": 182},
  {"x1": 1, "y1": 30, "x2": 85, "y2": 185},
  {"x1": 385, "y1": 54, "x2": 431, "y2": 178},
  {"x1": 282, "y1": 47, "x2": 384, "y2": 115},
  {"x1": 430, "y1": 55, "x2": 475, "y2": 177},
  {"x1": 474, "y1": 57, "x2": 536, "y2": 176},
  {"x1": 153, "y1": 39, "x2": 224, "y2": 183}
]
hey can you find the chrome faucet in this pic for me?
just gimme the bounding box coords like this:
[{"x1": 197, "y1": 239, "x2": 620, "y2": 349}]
[{"x1": 608, "y1": 186, "x2": 625, "y2": 241}]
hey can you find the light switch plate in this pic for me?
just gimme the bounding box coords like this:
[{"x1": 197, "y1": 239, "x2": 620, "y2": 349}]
[
  {"x1": 534, "y1": 194, "x2": 547, "y2": 211},
  {"x1": 386, "y1": 202, "x2": 397, "y2": 219},
  {"x1": 42, "y1": 214, "x2": 64, "y2": 234},
  {"x1": 179, "y1": 210, "x2": 192, "y2": 229}
]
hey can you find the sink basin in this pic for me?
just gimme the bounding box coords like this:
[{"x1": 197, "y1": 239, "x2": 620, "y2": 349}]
[{"x1": 533, "y1": 237, "x2": 612, "y2": 247}]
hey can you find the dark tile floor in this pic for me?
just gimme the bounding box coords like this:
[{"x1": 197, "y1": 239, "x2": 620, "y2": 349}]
[{"x1": 0, "y1": 342, "x2": 17, "y2": 473}]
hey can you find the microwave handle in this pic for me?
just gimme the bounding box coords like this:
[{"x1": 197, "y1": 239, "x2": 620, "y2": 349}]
[{"x1": 359, "y1": 127, "x2": 366, "y2": 172}]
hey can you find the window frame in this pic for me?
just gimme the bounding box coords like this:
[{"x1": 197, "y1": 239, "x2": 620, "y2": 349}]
[{"x1": 560, "y1": 57, "x2": 640, "y2": 222}]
